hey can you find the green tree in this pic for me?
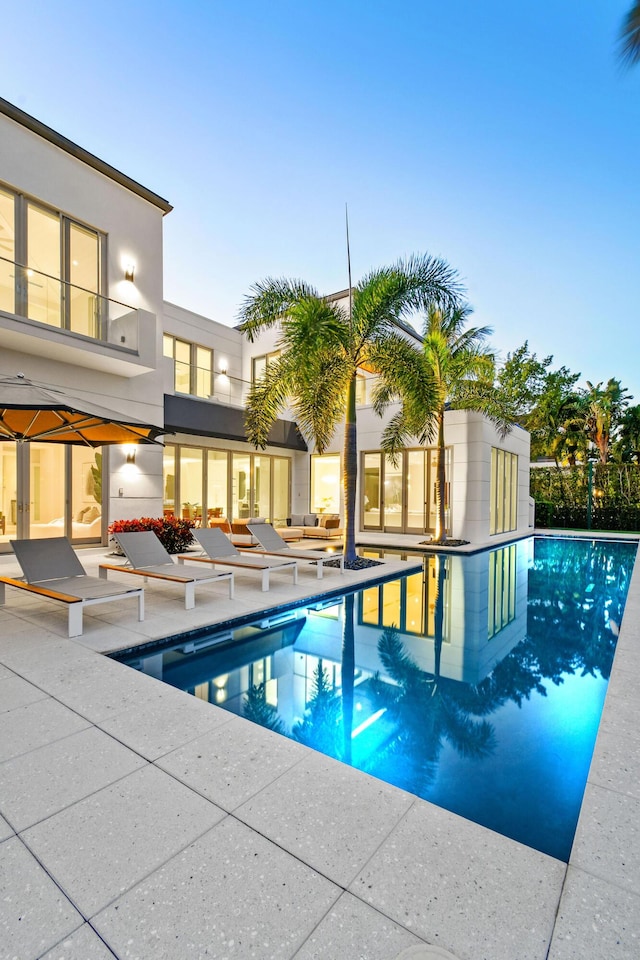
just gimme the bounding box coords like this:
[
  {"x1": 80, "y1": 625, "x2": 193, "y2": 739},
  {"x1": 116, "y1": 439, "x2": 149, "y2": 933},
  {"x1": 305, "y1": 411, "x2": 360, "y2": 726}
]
[
  {"x1": 238, "y1": 256, "x2": 461, "y2": 561},
  {"x1": 377, "y1": 303, "x2": 497, "y2": 542},
  {"x1": 583, "y1": 378, "x2": 632, "y2": 463},
  {"x1": 619, "y1": 2, "x2": 640, "y2": 67},
  {"x1": 493, "y1": 343, "x2": 581, "y2": 462},
  {"x1": 613, "y1": 404, "x2": 640, "y2": 462}
]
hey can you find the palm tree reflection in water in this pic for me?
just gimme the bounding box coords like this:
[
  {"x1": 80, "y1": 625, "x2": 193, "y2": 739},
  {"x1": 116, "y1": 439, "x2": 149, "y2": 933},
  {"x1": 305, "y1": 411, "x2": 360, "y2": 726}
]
[
  {"x1": 367, "y1": 555, "x2": 496, "y2": 796},
  {"x1": 239, "y1": 539, "x2": 634, "y2": 843}
]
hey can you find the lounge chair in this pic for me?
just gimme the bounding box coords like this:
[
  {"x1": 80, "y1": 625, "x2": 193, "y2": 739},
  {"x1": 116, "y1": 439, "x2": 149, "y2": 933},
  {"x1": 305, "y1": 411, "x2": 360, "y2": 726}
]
[
  {"x1": 247, "y1": 523, "x2": 345, "y2": 579},
  {"x1": 99, "y1": 531, "x2": 234, "y2": 609},
  {"x1": 176, "y1": 528, "x2": 299, "y2": 592},
  {"x1": 0, "y1": 537, "x2": 144, "y2": 638}
]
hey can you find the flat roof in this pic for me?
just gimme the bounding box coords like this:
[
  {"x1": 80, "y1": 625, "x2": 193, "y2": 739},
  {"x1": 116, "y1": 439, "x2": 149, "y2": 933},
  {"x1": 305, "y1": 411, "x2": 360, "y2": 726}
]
[{"x1": 0, "y1": 97, "x2": 173, "y2": 215}]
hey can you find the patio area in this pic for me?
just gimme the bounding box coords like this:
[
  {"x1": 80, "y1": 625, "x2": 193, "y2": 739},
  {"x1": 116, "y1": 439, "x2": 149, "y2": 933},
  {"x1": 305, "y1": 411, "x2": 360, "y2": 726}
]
[{"x1": 0, "y1": 536, "x2": 638, "y2": 959}]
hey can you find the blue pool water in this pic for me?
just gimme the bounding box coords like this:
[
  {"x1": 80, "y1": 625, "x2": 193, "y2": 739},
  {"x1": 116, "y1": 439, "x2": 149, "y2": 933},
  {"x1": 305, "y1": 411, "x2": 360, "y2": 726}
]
[{"x1": 114, "y1": 536, "x2": 637, "y2": 861}]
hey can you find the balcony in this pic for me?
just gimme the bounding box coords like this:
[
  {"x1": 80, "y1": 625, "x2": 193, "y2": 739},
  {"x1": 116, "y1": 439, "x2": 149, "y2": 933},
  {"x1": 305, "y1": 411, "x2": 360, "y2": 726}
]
[
  {"x1": 163, "y1": 361, "x2": 307, "y2": 451},
  {"x1": 0, "y1": 257, "x2": 156, "y2": 376}
]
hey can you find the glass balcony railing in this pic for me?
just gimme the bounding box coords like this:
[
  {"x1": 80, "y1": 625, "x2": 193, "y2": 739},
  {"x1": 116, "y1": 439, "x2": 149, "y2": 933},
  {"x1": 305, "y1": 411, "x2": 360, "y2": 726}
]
[
  {"x1": 168, "y1": 361, "x2": 252, "y2": 406},
  {"x1": 167, "y1": 361, "x2": 383, "y2": 409},
  {"x1": 0, "y1": 256, "x2": 139, "y2": 351}
]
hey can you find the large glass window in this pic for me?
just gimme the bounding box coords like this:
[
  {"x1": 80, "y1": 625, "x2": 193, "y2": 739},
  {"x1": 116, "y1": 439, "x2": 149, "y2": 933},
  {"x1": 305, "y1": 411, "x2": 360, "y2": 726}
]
[
  {"x1": 71, "y1": 448, "x2": 102, "y2": 539},
  {"x1": 254, "y1": 455, "x2": 271, "y2": 518},
  {"x1": 195, "y1": 346, "x2": 212, "y2": 398},
  {"x1": 490, "y1": 448, "x2": 518, "y2": 535},
  {"x1": 0, "y1": 440, "x2": 17, "y2": 545},
  {"x1": 161, "y1": 446, "x2": 290, "y2": 526},
  {"x1": 361, "y1": 449, "x2": 449, "y2": 534},
  {"x1": 232, "y1": 454, "x2": 251, "y2": 518},
  {"x1": 180, "y1": 447, "x2": 203, "y2": 522},
  {"x1": 163, "y1": 445, "x2": 176, "y2": 516},
  {"x1": 0, "y1": 183, "x2": 105, "y2": 334},
  {"x1": 310, "y1": 454, "x2": 340, "y2": 514},
  {"x1": 0, "y1": 187, "x2": 15, "y2": 314},
  {"x1": 272, "y1": 457, "x2": 290, "y2": 527},
  {"x1": 164, "y1": 334, "x2": 213, "y2": 398},
  {"x1": 207, "y1": 450, "x2": 228, "y2": 520},
  {"x1": 68, "y1": 222, "x2": 100, "y2": 337},
  {"x1": 27, "y1": 203, "x2": 61, "y2": 328}
]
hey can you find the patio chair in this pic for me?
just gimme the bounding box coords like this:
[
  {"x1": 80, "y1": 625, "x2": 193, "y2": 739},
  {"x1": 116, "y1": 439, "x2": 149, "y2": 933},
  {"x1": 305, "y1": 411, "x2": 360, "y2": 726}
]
[
  {"x1": 99, "y1": 531, "x2": 234, "y2": 609},
  {"x1": 177, "y1": 527, "x2": 298, "y2": 592},
  {"x1": 0, "y1": 537, "x2": 144, "y2": 638},
  {"x1": 247, "y1": 523, "x2": 345, "y2": 579}
]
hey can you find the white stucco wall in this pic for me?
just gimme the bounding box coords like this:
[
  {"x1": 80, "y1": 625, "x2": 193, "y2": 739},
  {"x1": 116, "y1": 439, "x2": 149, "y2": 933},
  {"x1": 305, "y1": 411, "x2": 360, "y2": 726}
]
[
  {"x1": 0, "y1": 110, "x2": 169, "y2": 533},
  {"x1": 0, "y1": 111, "x2": 166, "y2": 421}
]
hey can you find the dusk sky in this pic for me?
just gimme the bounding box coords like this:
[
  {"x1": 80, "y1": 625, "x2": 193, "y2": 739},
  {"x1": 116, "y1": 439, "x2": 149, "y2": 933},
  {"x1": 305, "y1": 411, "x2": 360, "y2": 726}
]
[{"x1": 4, "y1": 1, "x2": 639, "y2": 396}]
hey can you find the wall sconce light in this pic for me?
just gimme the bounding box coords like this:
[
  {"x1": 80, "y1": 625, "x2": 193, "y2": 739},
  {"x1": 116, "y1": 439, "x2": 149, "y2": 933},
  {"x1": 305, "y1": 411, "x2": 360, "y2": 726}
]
[
  {"x1": 123, "y1": 444, "x2": 137, "y2": 464},
  {"x1": 219, "y1": 361, "x2": 228, "y2": 376},
  {"x1": 124, "y1": 262, "x2": 135, "y2": 283}
]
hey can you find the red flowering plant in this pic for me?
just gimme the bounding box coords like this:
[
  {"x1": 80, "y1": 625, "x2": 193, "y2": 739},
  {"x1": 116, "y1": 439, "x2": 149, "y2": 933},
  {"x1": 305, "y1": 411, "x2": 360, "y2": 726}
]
[{"x1": 108, "y1": 516, "x2": 195, "y2": 554}]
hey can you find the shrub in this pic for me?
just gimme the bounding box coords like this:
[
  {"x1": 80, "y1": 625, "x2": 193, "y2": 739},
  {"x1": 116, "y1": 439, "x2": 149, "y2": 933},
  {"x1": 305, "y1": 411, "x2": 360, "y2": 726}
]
[{"x1": 108, "y1": 516, "x2": 195, "y2": 554}]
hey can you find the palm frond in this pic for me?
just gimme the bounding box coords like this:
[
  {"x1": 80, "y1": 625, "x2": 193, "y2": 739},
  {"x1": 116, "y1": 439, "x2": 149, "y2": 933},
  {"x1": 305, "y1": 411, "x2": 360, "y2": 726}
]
[
  {"x1": 237, "y1": 277, "x2": 319, "y2": 341},
  {"x1": 619, "y1": 2, "x2": 640, "y2": 68},
  {"x1": 243, "y1": 359, "x2": 294, "y2": 448},
  {"x1": 396, "y1": 253, "x2": 464, "y2": 314},
  {"x1": 290, "y1": 352, "x2": 352, "y2": 453}
]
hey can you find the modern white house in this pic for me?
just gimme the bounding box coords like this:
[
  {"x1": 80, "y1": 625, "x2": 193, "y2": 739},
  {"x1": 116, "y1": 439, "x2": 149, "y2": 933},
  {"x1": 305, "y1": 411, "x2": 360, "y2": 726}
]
[{"x1": 0, "y1": 96, "x2": 531, "y2": 554}]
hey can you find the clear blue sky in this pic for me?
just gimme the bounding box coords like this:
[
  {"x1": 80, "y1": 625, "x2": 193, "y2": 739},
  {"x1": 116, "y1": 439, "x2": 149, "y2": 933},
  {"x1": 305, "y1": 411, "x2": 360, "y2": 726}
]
[{"x1": 3, "y1": 1, "x2": 639, "y2": 396}]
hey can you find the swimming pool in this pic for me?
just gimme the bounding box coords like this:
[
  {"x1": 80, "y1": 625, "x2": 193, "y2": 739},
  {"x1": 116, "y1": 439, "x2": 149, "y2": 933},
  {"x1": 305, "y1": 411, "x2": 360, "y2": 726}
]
[{"x1": 114, "y1": 535, "x2": 637, "y2": 861}]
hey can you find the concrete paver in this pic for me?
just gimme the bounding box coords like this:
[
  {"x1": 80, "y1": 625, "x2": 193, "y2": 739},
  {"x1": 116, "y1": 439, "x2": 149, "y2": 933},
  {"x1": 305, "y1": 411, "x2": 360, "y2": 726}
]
[{"x1": 1, "y1": 537, "x2": 639, "y2": 959}]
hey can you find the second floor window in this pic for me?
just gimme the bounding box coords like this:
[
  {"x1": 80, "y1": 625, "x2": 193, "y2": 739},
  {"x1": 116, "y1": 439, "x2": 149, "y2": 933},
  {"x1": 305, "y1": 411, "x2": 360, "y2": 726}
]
[
  {"x1": 252, "y1": 350, "x2": 281, "y2": 384},
  {"x1": 0, "y1": 182, "x2": 104, "y2": 337},
  {"x1": 164, "y1": 335, "x2": 213, "y2": 398}
]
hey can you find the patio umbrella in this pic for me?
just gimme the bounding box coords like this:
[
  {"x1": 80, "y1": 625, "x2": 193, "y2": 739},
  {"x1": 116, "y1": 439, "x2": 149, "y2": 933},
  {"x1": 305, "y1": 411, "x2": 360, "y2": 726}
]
[{"x1": 0, "y1": 373, "x2": 166, "y2": 446}]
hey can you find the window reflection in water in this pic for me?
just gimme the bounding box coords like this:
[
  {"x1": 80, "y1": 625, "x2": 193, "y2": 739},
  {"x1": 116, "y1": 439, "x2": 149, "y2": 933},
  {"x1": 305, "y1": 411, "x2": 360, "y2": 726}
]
[{"x1": 120, "y1": 537, "x2": 637, "y2": 860}]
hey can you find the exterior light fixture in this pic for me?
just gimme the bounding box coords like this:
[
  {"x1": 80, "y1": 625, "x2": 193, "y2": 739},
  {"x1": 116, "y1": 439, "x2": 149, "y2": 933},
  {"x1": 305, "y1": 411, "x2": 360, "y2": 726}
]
[
  {"x1": 124, "y1": 262, "x2": 135, "y2": 283},
  {"x1": 123, "y1": 444, "x2": 137, "y2": 464}
]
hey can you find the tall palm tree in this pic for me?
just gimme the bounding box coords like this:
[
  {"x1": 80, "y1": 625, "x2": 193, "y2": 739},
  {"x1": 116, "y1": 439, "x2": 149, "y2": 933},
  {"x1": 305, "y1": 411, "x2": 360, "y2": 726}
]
[
  {"x1": 583, "y1": 378, "x2": 631, "y2": 463},
  {"x1": 619, "y1": 2, "x2": 640, "y2": 67},
  {"x1": 238, "y1": 255, "x2": 461, "y2": 562},
  {"x1": 377, "y1": 303, "x2": 497, "y2": 542}
]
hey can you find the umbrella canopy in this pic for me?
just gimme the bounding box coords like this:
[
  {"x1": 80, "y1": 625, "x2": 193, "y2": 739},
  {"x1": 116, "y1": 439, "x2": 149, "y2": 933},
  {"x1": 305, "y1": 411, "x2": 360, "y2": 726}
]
[{"x1": 0, "y1": 374, "x2": 166, "y2": 446}]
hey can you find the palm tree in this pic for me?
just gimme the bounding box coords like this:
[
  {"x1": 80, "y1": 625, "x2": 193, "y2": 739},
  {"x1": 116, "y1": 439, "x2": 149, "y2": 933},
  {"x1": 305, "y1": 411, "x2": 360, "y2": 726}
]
[
  {"x1": 377, "y1": 303, "x2": 497, "y2": 542},
  {"x1": 583, "y1": 379, "x2": 631, "y2": 463},
  {"x1": 619, "y1": 2, "x2": 640, "y2": 67},
  {"x1": 237, "y1": 255, "x2": 461, "y2": 562}
]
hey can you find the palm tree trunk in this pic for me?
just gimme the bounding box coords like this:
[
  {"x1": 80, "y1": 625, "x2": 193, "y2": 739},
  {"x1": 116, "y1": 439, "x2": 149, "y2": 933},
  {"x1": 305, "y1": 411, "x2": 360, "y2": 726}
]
[
  {"x1": 342, "y1": 375, "x2": 358, "y2": 562},
  {"x1": 433, "y1": 555, "x2": 446, "y2": 680},
  {"x1": 341, "y1": 593, "x2": 355, "y2": 765},
  {"x1": 434, "y1": 407, "x2": 447, "y2": 543}
]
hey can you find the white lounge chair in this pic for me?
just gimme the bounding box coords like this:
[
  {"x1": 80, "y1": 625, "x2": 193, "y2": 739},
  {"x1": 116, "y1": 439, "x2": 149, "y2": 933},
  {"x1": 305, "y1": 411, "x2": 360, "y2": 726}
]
[
  {"x1": 178, "y1": 528, "x2": 298, "y2": 592},
  {"x1": 247, "y1": 523, "x2": 345, "y2": 579},
  {"x1": 99, "y1": 531, "x2": 234, "y2": 609},
  {"x1": 1, "y1": 537, "x2": 144, "y2": 637}
]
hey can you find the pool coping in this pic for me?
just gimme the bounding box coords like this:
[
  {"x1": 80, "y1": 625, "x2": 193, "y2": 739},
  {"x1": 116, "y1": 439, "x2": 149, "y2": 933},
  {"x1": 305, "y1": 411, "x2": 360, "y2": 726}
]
[{"x1": 0, "y1": 533, "x2": 638, "y2": 959}]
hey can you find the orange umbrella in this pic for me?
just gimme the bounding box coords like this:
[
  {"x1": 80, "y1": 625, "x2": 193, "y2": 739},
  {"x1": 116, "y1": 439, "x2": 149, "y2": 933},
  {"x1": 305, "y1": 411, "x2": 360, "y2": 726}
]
[{"x1": 0, "y1": 374, "x2": 166, "y2": 446}]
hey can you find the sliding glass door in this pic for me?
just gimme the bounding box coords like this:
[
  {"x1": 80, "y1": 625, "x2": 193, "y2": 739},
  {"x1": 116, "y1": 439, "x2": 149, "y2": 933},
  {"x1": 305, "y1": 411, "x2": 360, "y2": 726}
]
[{"x1": 361, "y1": 448, "x2": 449, "y2": 535}]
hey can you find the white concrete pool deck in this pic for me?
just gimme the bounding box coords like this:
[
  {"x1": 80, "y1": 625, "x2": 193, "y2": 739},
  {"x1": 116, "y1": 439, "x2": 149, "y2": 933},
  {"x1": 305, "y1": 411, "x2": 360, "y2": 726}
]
[{"x1": 0, "y1": 533, "x2": 638, "y2": 959}]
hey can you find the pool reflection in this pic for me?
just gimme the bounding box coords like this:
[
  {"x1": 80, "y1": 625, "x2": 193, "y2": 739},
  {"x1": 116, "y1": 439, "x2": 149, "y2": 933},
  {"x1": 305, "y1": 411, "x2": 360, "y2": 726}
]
[{"x1": 120, "y1": 536, "x2": 636, "y2": 860}]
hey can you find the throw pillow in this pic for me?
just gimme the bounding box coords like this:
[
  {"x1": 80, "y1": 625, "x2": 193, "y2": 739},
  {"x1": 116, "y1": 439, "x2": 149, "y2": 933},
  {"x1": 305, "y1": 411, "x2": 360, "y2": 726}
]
[{"x1": 303, "y1": 514, "x2": 317, "y2": 527}]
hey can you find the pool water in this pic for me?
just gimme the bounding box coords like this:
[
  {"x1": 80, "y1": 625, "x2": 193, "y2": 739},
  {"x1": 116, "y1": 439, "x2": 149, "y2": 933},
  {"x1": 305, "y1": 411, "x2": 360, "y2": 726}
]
[{"x1": 114, "y1": 536, "x2": 637, "y2": 861}]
